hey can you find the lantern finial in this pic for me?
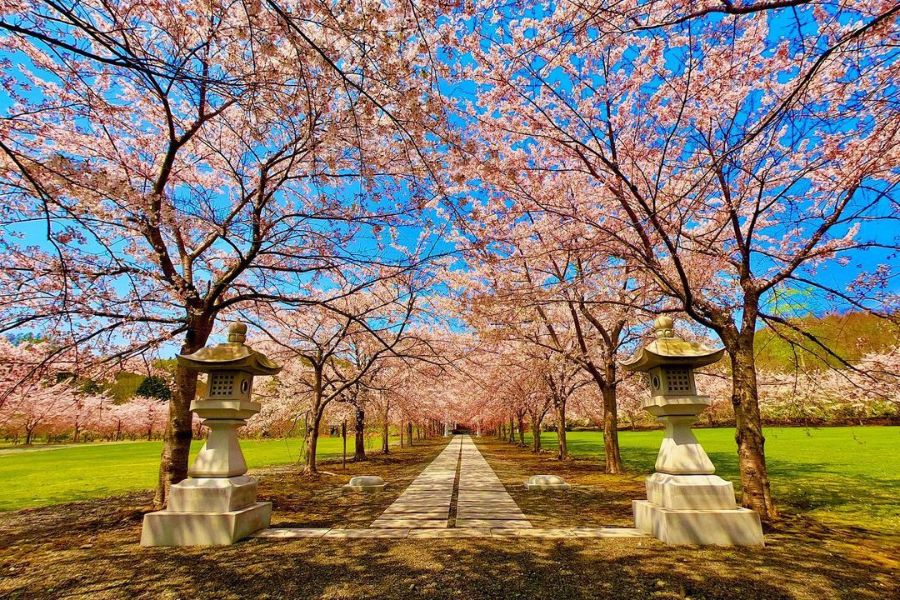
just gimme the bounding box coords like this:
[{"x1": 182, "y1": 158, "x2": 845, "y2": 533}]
[
  {"x1": 228, "y1": 322, "x2": 248, "y2": 343},
  {"x1": 653, "y1": 315, "x2": 675, "y2": 338}
]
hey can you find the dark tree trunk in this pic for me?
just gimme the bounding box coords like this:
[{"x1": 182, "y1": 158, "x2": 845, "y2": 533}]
[
  {"x1": 354, "y1": 405, "x2": 366, "y2": 461},
  {"x1": 730, "y1": 341, "x2": 777, "y2": 520},
  {"x1": 602, "y1": 383, "x2": 623, "y2": 474},
  {"x1": 155, "y1": 317, "x2": 213, "y2": 508},
  {"x1": 555, "y1": 399, "x2": 568, "y2": 460},
  {"x1": 305, "y1": 415, "x2": 322, "y2": 474},
  {"x1": 508, "y1": 417, "x2": 515, "y2": 443},
  {"x1": 531, "y1": 419, "x2": 542, "y2": 453},
  {"x1": 381, "y1": 417, "x2": 390, "y2": 454},
  {"x1": 406, "y1": 422, "x2": 413, "y2": 446}
]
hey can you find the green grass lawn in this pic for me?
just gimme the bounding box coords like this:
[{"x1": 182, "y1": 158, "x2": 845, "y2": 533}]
[
  {"x1": 528, "y1": 426, "x2": 899, "y2": 534},
  {"x1": 0, "y1": 434, "x2": 396, "y2": 511}
]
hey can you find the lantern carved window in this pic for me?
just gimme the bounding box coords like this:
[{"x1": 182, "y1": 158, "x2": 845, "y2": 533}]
[{"x1": 209, "y1": 373, "x2": 236, "y2": 397}]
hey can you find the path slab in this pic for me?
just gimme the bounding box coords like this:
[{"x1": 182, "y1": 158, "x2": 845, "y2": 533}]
[
  {"x1": 371, "y1": 519, "x2": 448, "y2": 529},
  {"x1": 456, "y1": 519, "x2": 533, "y2": 528},
  {"x1": 250, "y1": 528, "x2": 330, "y2": 539},
  {"x1": 454, "y1": 436, "x2": 532, "y2": 528},
  {"x1": 324, "y1": 529, "x2": 410, "y2": 538},
  {"x1": 408, "y1": 528, "x2": 492, "y2": 538}
]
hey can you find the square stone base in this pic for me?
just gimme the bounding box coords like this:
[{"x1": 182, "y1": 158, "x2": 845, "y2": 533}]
[
  {"x1": 141, "y1": 502, "x2": 271, "y2": 546},
  {"x1": 169, "y1": 476, "x2": 258, "y2": 513},
  {"x1": 633, "y1": 500, "x2": 764, "y2": 546},
  {"x1": 646, "y1": 473, "x2": 737, "y2": 510}
]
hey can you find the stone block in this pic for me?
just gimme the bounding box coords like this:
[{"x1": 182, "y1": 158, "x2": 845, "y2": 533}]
[
  {"x1": 343, "y1": 475, "x2": 386, "y2": 492},
  {"x1": 168, "y1": 476, "x2": 258, "y2": 513},
  {"x1": 633, "y1": 500, "x2": 764, "y2": 546},
  {"x1": 645, "y1": 473, "x2": 737, "y2": 510},
  {"x1": 524, "y1": 474, "x2": 570, "y2": 490},
  {"x1": 141, "y1": 502, "x2": 271, "y2": 546}
]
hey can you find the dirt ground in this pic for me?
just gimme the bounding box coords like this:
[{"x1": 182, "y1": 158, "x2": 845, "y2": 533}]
[{"x1": 0, "y1": 437, "x2": 896, "y2": 600}]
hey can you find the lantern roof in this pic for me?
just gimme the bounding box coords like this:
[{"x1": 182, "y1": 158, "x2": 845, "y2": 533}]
[
  {"x1": 177, "y1": 323, "x2": 281, "y2": 375},
  {"x1": 621, "y1": 316, "x2": 724, "y2": 372}
]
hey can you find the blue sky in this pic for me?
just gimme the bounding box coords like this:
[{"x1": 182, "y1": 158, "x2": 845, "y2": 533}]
[{"x1": 0, "y1": 2, "x2": 896, "y2": 358}]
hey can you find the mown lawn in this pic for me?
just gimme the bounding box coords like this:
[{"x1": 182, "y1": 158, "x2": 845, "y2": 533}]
[
  {"x1": 526, "y1": 426, "x2": 899, "y2": 534},
  {"x1": 0, "y1": 434, "x2": 396, "y2": 511}
]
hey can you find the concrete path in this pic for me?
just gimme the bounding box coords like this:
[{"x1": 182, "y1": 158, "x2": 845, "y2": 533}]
[
  {"x1": 370, "y1": 435, "x2": 531, "y2": 529},
  {"x1": 369, "y1": 435, "x2": 461, "y2": 529},
  {"x1": 455, "y1": 436, "x2": 531, "y2": 528}
]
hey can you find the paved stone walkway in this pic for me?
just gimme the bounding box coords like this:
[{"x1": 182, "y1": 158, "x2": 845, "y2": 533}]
[
  {"x1": 369, "y1": 435, "x2": 461, "y2": 529},
  {"x1": 455, "y1": 435, "x2": 531, "y2": 529},
  {"x1": 252, "y1": 434, "x2": 648, "y2": 540},
  {"x1": 368, "y1": 434, "x2": 532, "y2": 530}
]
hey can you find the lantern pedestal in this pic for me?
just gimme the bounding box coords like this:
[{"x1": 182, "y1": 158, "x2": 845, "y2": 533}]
[
  {"x1": 632, "y1": 397, "x2": 764, "y2": 546},
  {"x1": 141, "y1": 410, "x2": 271, "y2": 546}
]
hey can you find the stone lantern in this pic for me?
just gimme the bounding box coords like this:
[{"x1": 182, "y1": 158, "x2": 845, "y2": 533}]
[
  {"x1": 622, "y1": 316, "x2": 764, "y2": 546},
  {"x1": 141, "y1": 323, "x2": 281, "y2": 546}
]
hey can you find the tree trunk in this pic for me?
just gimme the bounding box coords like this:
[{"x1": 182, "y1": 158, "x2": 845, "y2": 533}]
[
  {"x1": 602, "y1": 383, "x2": 623, "y2": 474},
  {"x1": 531, "y1": 419, "x2": 541, "y2": 453},
  {"x1": 381, "y1": 418, "x2": 390, "y2": 454},
  {"x1": 354, "y1": 405, "x2": 366, "y2": 461},
  {"x1": 555, "y1": 400, "x2": 568, "y2": 460},
  {"x1": 155, "y1": 317, "x2": 212, "y2": 508},
  {"x1": 406, "y1": 422, "x2": 413, "y2": 446},
  {"x1": 731, "y1": 342, "x2": 777, "y2": 520},
  {"x1": 517, "y1": 415, "x2": 525, "y2": 446},
  {"x1": 508, "y1": 417, "x2": 515, "y2": 443},
  {"x1": 305, "y1": 416, "x2": 322, "y2": 474}
]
